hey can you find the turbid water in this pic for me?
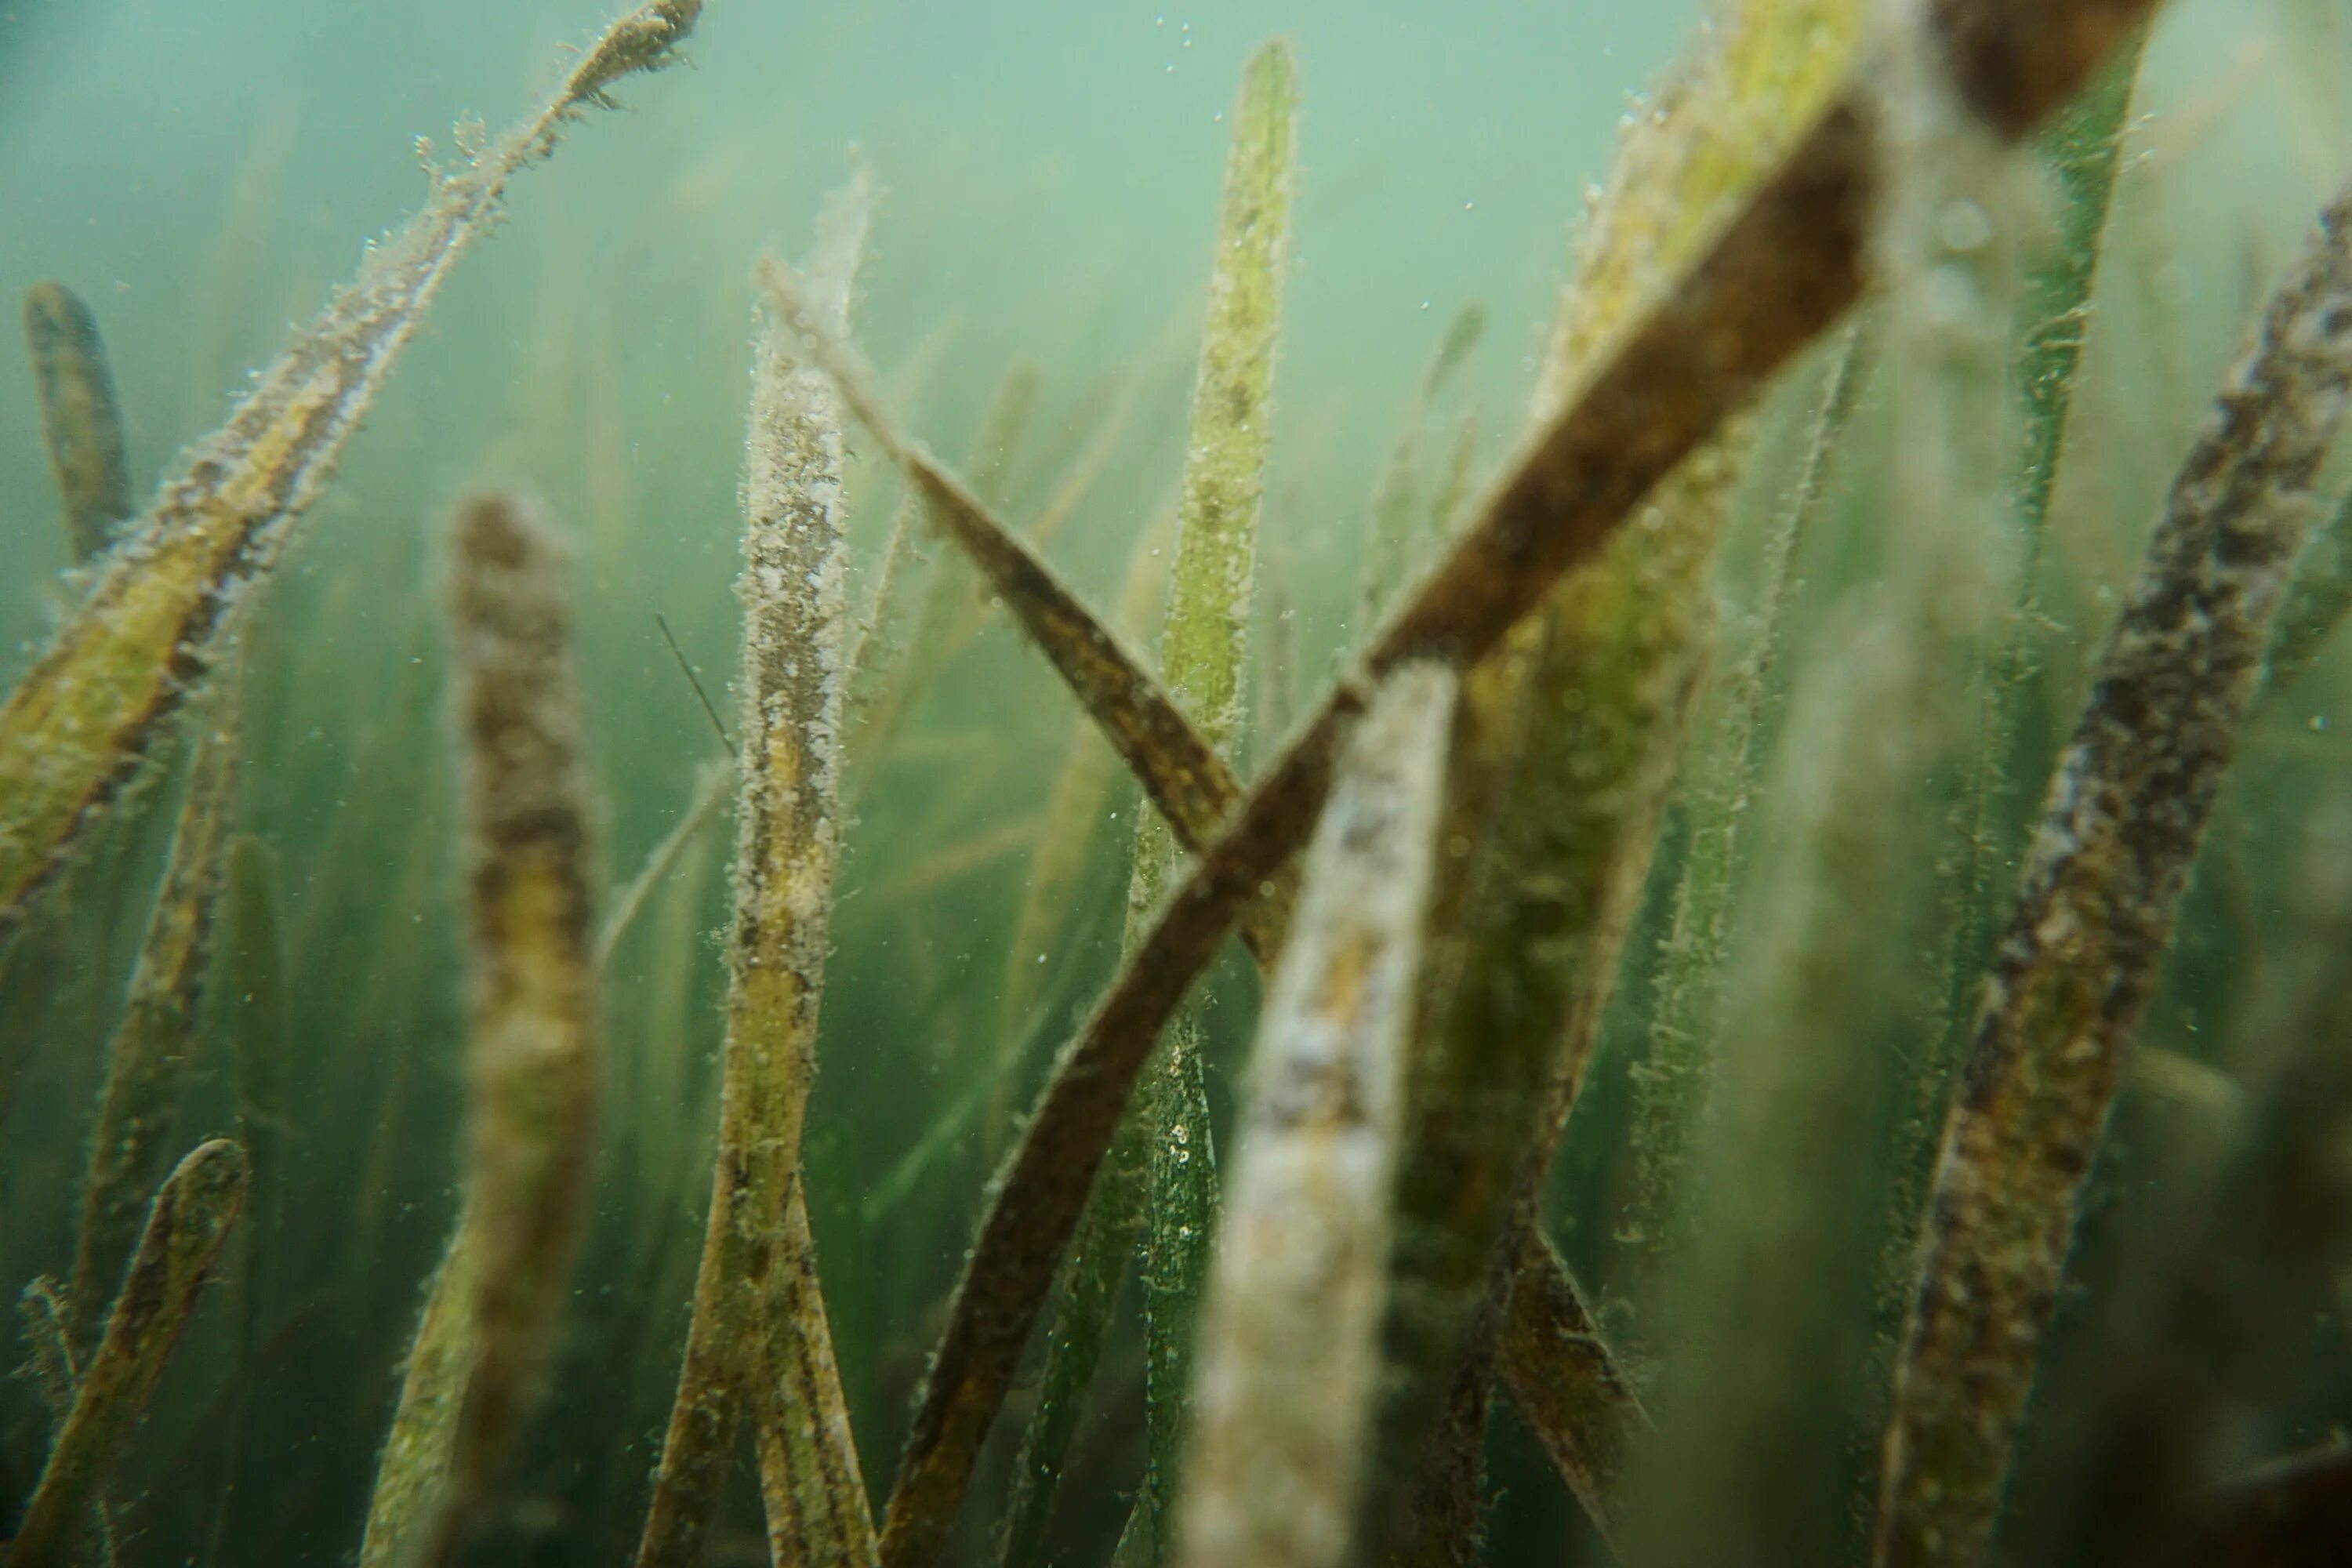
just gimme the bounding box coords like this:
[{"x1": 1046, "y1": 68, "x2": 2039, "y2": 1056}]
[{"x1": 4, "y1": 3, "x2": 2352, "y2": 1566}]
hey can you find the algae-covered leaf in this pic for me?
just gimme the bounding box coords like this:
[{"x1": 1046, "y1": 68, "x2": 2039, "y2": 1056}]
[
  {"x1": 938, "y1": 373, "x2": 1143, "y2": 673},
  {"x1": 1877, "y1": 170, "x2": 2352, "y2": 1568},
  {"x1": 1134, "y1": 37, "x2": 1297, "y2": 1546},
  {"x1": 1371, "y1": 441, "x2": 1734, "y2": 1559},
  {"x1": 1624, "y1": 5, "x2": 2050, "y2": 1554},
  {"x1": 362, "y1": 491, "x2": 603, "y2": 1568},
  {"x1": 1171, "y1": 662, "x2": 1454, "y2": 1568},
  {"x1": 1936, "y1": 21, "x2": 2148, "y2": 1112},
  {"x1": 895, "y1": 43, "x2": 1299, "y2": 1564},
  {"x1": 879, "y1": 692, "x2": 1353, "y2": 1568},
  {"x1": 359, "y1": 1212, "x2": 486, "y2": 1568},
  {"x1": 1152, "y1": 37, "x2": 1294, "y2": 767},
  {"x1": 22, "y1": 281, "x2": 133, "y2": 566},
  {"x1": 430, "y1": 493, "x2": 602, "y2": 1565},
  {"x1": 763, "y1": 257, "x2": 1297, "y2": 967},
  {"x1": 7, "y1": 1139, "x2": 249, "y2": 1568},
  {"x1": 754, "y1": 1184, "x2": 880, "y2": 1568},
  {"x1": 13, "y1": 1278, "x2": 122, "y2": 1567},
  {"x1": 1494, "y1": 1232, "x2": 1650, "y2": 1534},
  {"x1": 2027, "y1": 954, "x2": 2352, "y2": 1566},
  {"x1": 990, "y1": 509, "x2": 1175, "y2": 1157},
  {"x1": 990, "y1": 1116, "x2": 1139, "y2": 1568},
  {"x1": 1367, "y1": 3, "x2": 1860, "y2": 1549},
  {"x1": 866, "y1": 9, "x2": 2158, "y2": 1562},
  {"x1": 0, "y1": 0, "x2": 702, "y2": 945},
  {"x1": 1628, "y1": 313, "x2": 1875, "y2": 1272},
  {"x1": 637, "y1": 173, "x2": 877, "y2": 1568},
  {"x1": 71, "y1": 677, "x2": 243, "y2": 1329}
]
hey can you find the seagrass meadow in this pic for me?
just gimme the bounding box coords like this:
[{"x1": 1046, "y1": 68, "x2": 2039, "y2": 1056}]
[{"x1": 9, "y1": 0, "x2": 2352, "y2": 1564}]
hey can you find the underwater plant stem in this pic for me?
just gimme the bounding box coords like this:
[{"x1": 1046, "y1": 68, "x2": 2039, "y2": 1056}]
[
  {"x1": 2002, "y1": 26, "x2": 2144, "y2": 594},
  {"x1": 637, "y1": 179, "x2": 876, "y2": 1568},
  {"x1": 1875, "y1": 173, "x2": 2352, "y2": 1568},
  {"x1": 71, "y1": 677, "x2": 242, "y2": 1336},
  {"x1": 867, "y1": 9, "x2": 2156, "y2": 1559},
  {"x1": 997, "y1": 42, "x2": 1298, "y2": 1556},
  {"x1": 993, "y1": 953, "x2": 1179, "y2": 1568},
  {"x1": 1171, "y1": 662, "x2": 1454, "y2": 1568},
  {"x1": 364, "y1": 490, "x2": 601, "y2": 1568},
  {"x1": 22, "y1": 281, "x2": 133, "y2": 565},
  {"x1": 1375, "y1": 437, "x2": 1737, "y2": 1565},
  {"x1": 0, "y1": 0, "x2": 700, "y2": 946},
  {"x1": 7, "y1": 1138, "x2": 249, "y2": 1568},
  {"x1": 1632, "y1": 566, "x2": 1977, "y2": 1566},
  {"x1": 16, "y1": 1280, "x2": 80, "y2": 1449},
  {"x1": 844, "y1": 478, "x2": 926, "y2": 741},
  {"x1": 1368, "y1": 0, "x2": 2151, "y2": 678}
]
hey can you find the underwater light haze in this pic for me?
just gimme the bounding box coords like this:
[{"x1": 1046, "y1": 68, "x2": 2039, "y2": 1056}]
[{"x1": 5, "y1": 2, "x2": 2352, "y2": 1566}]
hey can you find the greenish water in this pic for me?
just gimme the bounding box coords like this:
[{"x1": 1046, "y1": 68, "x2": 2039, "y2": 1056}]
[{"x1": 4, "y1": 2, "x2": 2352, "y2": 1564}]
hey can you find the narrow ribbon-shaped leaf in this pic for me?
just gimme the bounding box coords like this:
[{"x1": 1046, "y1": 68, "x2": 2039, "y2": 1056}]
[{"x1": 0, "y1": 0, "x2": 701, "y2": 944}]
